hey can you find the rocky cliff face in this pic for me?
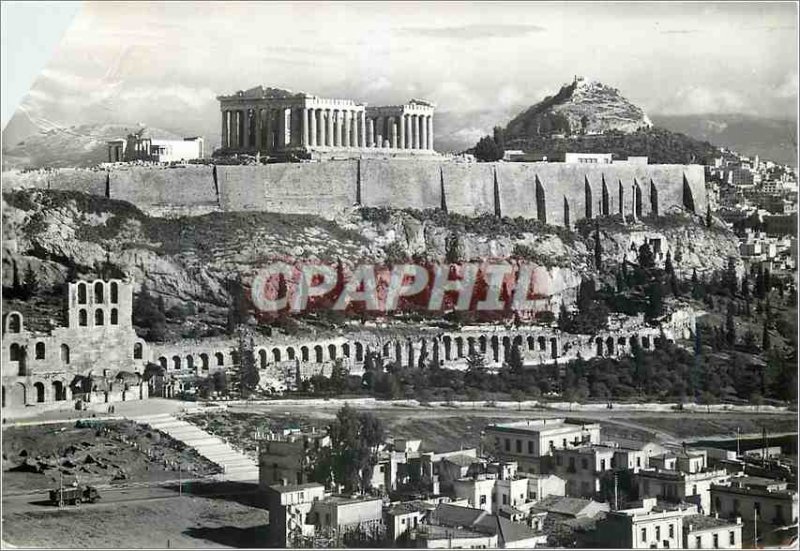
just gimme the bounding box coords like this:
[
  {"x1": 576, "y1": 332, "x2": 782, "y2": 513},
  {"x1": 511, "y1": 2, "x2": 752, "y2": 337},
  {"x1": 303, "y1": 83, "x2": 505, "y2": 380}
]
[
  {"x1": 504, "y1": 77, "x2": 653, "y2": 139},
  {"x1": 3, "y1": 189, "x2": 740, "y2": 333}
]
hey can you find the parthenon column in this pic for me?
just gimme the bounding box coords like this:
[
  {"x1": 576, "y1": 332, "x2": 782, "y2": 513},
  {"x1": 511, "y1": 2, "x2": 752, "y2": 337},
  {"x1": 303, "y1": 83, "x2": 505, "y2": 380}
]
[
  {"x1": 221, "y1": 110, "x2": 228, "y2": 148},
  {"x1": 404, "y1": 115, "x2": 412, "y2": 149},
  {"x1": 411, "y1": 115, "x2": 419, "y2": 149},
  {"x1": 428, "y1": 115, "x2": 434, "y2": 151},
  {"x1": 318, "y1": 109, "x2": 326, "y2": 147},
  {"x1": 255, "y1": 109, "x2": 263, "y2": 151},
  {"x1": 390, "y1": 118, "x2": 398, "y2": 149},
  {"x1": 399, "y1": 114, "x2": 406, "y2": 149},
  {"x1": 243, "y1": 108, "x2": 251, "y2": 149},
  {"x1": 302, "y1": 108, "x2": 309, "y2": 147},
  {"x1": 360, "y1": 112, "x2": 366, "y2": 148},
  {"x1": 367, "y1": 118, "x2": 374, "y2": 147},
  {"x1": 276, "y1": 108, "x2": 285, "y2": 149},
  {"x1": 264, "y1": 110, "x2": 273, "y2": 151},
  {"x1": 420, "y1": 115, "x2": 427, "y2": 150},
  {"x1": 326, "y1": 109, "x2": 334, "y2": 147},
  {"x1": 343, "y1": 110, "x2": 351, "y2": 148},
  {"x1": 309, "y1": 108, "x2": 317, "y2": 147},
  {"x1": 350, "y1": 112, "x2": 358, "y2": 147}
]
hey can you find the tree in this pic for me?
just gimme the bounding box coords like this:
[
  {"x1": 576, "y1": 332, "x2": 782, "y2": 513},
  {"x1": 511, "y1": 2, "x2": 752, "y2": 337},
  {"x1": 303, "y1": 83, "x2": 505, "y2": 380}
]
[
  {"x1": 664, "y1": 251, "x2": 674, "y2": 276},
  {"x1": 445, "y1": 232, "x2": 464, "y2": 264},
  {"x1": 212, "y1": 370, "x2": 228, "y2": 395},
  {"x1": 510, "y1": 388, "x2": 526, "y2": 411},
  {"x1": 646, "y1": 283, "x2": 664, "y2": 320},
  {"x1": 21, "y1": 263, "x2": 39, "y2": 300},
  {"x1": 741, "y1": 276, "x2": 750, "y2": 298},
  {"x1": 558, "y1": 302, "x2": 571, "y2": 331},
  {"x1": 706, "y1": 204, "x2": 713, "y2": 228},
  {"x1": 238, "y1": 331, "x2": 259, "y2": 397},
  {"x1": 474, "y1": 135, "x2": 503, "y2": 162},
  {"x1": 725, "y1": 302, "x2": 736, "y2": 347},
  {"x1": 637, "y1": 242, "x2": 655, "y2": 270},
  {"x1": 722, "y1": 257, "x2": 738, "y2": 296},
  {"x1": 761, "y1": 317, "x2": 771, "y2": 352},
  {"x1": 594, "y1": 221, "x2": 602, "y2": 271},
  {"x1": 493, "y1": 126, "x2": 506, "y2": 150},
  {"x1": 142, "y1": 362, "x2": 165, "y2": 381},
  {"x1": 226, "y1": 277, "x2": 250, "y2": 333}
]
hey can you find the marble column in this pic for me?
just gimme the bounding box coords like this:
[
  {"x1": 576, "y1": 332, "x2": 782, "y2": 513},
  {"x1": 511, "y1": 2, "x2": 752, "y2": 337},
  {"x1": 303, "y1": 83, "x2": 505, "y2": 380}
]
[
  {"x1": 399, "y1": 114, "x2": 406, "y2": 149},
  {"x1": 350, "y1": 112, "x2": 358, "y2": 147},
  {"x1": 255, "y1": 109, "x2": 263, "y2": 151},
  {"x1": 390, "y1": 118, "x2": 398, "y2": 149},
  {"x1": 360, "y1": 112, "x2": 366, "y2": 148},
  {"x1": 309, "y1": 108, "x2": 317, "y2": 147},
  {"x1": 411, "y1": 115, "x2": 419, "y2": 149},
  {"x1": 377, "y1": 116, "x2": 384, "y2": 148},
  {"x1": 367, "y1": 118, "x2": 374, "y2": 147},
  {"x1": 428, "y1": 115, "x2": 434, "y2": 151},
  {"x1": 243, "y1": 108, "x2": 251, "y2": 149},
  {"x1": 275, "y1": 109, "x2": 284, "y2": 149},
  {"x1": 420, "y1": 115, "x2": 427, "y2": 150},
  {"x1": 326, "y1": 109, "x2": 334, "y2": 147},
  {"x1": 301, "y1": 108, "x2": 309, "y2": 147},
  {"x1": 343, "y1": 110, "x2": 351, "y2": 148},
  {"x1": 404, "y1": 115, "x2": 412, "y2": 149},
  {"x1": 264, "y1": 110, "x2": 273, "y2": 151},
  {"x1": 221, "y1": 111, "x2": 228, "y2": 148},
  {"x1": 318, "y1": 109, "x2": 326, "y2": 147}
]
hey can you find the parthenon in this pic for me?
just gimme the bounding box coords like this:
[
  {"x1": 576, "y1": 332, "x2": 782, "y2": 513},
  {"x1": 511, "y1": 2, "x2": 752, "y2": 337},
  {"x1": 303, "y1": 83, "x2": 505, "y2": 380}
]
[{"x1": 217, "y1": 86, "x2": 436, "y2": 157}]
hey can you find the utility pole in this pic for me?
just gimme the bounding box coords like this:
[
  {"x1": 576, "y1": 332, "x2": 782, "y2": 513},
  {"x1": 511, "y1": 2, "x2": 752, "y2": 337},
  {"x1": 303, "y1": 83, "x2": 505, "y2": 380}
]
[
  {"x1": 179, "y1": 462, "x2": 182, "y2": 497},
  {"x1": 59, "y1": 472, "x2": 64, "y2": 508},
  {"x1": 614, "y1": 473, "x2": 619, "y2": 511},
  {"x1": 754, "y1": 508, "x2": 758, "y2": 548},
  {"x1": 736, "y1": 426, "x2": 741, "y2": 458}
]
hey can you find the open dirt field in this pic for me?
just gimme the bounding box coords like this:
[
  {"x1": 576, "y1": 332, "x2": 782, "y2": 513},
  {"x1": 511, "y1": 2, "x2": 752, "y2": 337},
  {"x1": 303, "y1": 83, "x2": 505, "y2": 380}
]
[
  {"x1": 2, "y1": 494, "x2": 268, "y2": 549},
  {"x1": 2, "y1": 420, "x2": 221, "y2": 493}
]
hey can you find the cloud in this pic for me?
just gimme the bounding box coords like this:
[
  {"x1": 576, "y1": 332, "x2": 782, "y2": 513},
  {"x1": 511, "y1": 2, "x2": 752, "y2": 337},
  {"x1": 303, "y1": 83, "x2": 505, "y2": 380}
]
[
  {"x1": 775, "y1": 73, "x2": 798, "y2": 99},
  {"x1": 400, "y1": 23, "x2": 545, "y2": 40},
  {"x1": 660, "y1": 86, "x2": 746, "y2": 115},
  {"x1": 659, "y1": 29, "x2": 700, "y2": 35}
]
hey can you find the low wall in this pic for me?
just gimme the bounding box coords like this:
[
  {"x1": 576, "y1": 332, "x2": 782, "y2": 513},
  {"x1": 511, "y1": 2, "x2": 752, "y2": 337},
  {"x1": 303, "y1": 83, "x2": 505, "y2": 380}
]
[{"x1": 2, "y1": 161, "x2": 707, "y2": 225}]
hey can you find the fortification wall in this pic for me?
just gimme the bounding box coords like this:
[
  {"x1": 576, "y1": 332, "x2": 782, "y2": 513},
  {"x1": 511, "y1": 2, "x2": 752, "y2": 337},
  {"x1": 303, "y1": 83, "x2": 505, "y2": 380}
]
[
  {"x1": 216, "y1": 162, "x2": 358, "y2": 216},
  {"x1": 360, "y1": 159, "x2": 441, "y2": 210},
  {"x1": 110, "y1": 166, "x2": 217, "y2": 207},
  {"x1": 2, "y1": 161, "x2": 707, "y2": 225}
]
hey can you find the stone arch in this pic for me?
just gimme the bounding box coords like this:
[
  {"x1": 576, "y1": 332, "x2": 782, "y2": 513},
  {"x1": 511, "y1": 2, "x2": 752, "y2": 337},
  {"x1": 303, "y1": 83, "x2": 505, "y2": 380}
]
[
  {"x1": 61, "y1": 343, "x2": 71, "y2": 364},
  {"x1": 355, "y1": 342, "x2": 364, "y2": 362},
  {"x1": 563, "y1": 196, "x2": 570, "y2": 228},
  {"x1": 110, "y1": 308, "x2": 119, "y2": 325},
  {"x1": 5, "y1": 312, "x2": 22, "y2": 333},
  {"x1": 443, "y1": 336, "x2": 452, "y2": 360},
  {"x1": 314, "y1": 345, "x2": 323, "y2": 363},
  {"x1": 394, "y1": 342, "x2": 403, "y2": 363},
  {"x1": 537, "y1": 336, "x2": 546, "y2": 351},
  {"x1": 650, "y1": 179, "x2": 659, "y2": 216},
  {"x1": 172, "y1": 356, "x2": 181, "y2": 370},
  {"x1": 79, "y1": 309, "x2": 88, "y2": 327},
  {"x1": 606, "y1": 337, "x2": 615, "y2": 356},
  {"x1": 78, "y1": 282, "x2": 87, "y2": 304},
  {"x1": 110, "y1": 281, "x2": 119, "y2": 303},
  {"x1": 52, "y1": 380, "x2": 66, "y2": 401},
  {"x1": 215, "y1": 352, "x2": 225, "y2": 366},
  {"x1": 478, "y1": 335, "x2": 487, "y2": 353},
  {"x1": 186, "y1": 355, "x2": 195, "y2": 371},
  {"x1": 601, "y1": 176, "x2": 610, "y2": 216},
  {"x1": 287, "y1": 347, "x2": 296, "y2": 360},
  {"x1": 159, "y1": 356, "x2": 168, "y2": 370},
  {"x1": 34, "y1": 381, "x2": 45, "y2": 403},
  {"x1": 94, "y1": 281, "x2": 105, "y2": 303},
  {"x1": 585, "y1": 176, "x2": 593, "y2": 219},
  {"x1": 550, "y1": 337, "x2": 558, "y2": 359},
  {"x1": 201, "y1": 353, "x2": 210, "y2": 370},
  {"x1": 13, "y1": 382, "x2": 26, "y2": 406},
  {"x1": 35, "y1": 341, "x2": 45, "y2": 360},
  {"x1": 301, "y1": 346, "x2": 309, "y2": 362},
  {"x1": 535, "y1": 176, "x2": 547, "y2": 224},
  {"x1": 467, "y1": 337, "x2": 476, "y2": 355},
  {"x1": 407, "y1": 340, "x2": 415, "y2": 369},
  {"x1": 10, "y1": 342, "x2": 22, "y2": 361},
  {"x1": 454, "y1": 337, "x2": 464, "y2": 358},
  {"x1": 95, "y1": 308, "x2": 105, "y2": 326},
  {"x1": 272, "y1": 348, "x2": 282, "y2": 362},
  {"x1": 342, "y1": 343, "x2": 350, "y2": 358},
  {"x1": 527, "y1": 336, "x2": 535, "y2": 351},
  {"x1": 328, "y1": 344, "x2": 337, "y2": 360},
  {"x1": 618, "y1": 337, "x2": 627, "y2": 348},
  {"x1": 595, "y1": 337, "x2": 604, "y2": 356},
  {"x1": 258, "y1": 349, "x2": 267, "y2": 369},
  {"x1": 133, "y1": 342, "x2": 142, "y2": 359}
]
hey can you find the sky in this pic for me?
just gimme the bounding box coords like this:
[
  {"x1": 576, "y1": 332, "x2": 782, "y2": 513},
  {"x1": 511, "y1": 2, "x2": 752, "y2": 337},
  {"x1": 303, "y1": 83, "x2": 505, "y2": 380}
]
[{"x1": 3, "y1": 1, "x2": 798, "y2": 149}]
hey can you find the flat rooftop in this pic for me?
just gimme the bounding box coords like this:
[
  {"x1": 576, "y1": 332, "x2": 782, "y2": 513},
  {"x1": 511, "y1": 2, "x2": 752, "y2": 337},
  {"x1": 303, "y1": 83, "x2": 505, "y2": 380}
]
[
  {"x1": 684, "y1": 514, "x2": 740, "y2": 532},
  {"x1": 487, "y1": 419, "x2": 600, "y2": 436},
  {"x1": 268, "y1": 482, "x2": 324, "y2": 493}
]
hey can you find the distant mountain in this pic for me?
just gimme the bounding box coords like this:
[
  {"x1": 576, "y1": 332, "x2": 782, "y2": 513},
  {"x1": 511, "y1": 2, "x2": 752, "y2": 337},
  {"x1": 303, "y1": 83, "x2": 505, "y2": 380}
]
[
  {"x1": 2, "y1": 124, "x2": 183, "y2": 170},
  {"x1": 652, "y1": 114, "x2": 798, "y2": 167},
  {"x1": 505, "y1": 77, "x2": 653, "y2": 140}
]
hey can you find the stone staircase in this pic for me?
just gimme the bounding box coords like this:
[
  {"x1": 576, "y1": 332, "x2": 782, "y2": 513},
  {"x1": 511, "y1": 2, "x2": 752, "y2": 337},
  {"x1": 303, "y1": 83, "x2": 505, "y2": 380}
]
[{"x1": 129, "y1": 413, "x2": 259, "y2": 482}]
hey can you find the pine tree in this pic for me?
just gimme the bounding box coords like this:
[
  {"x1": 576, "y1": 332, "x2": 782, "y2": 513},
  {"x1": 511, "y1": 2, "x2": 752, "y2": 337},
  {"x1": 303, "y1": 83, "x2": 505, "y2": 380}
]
[
  {"x1": 722, "y1": 257, "x2": 738, "y2": 296},
  {"x1": 761, "y1": 317, "x2": 771, "y2": 351},
  {"x1": 445, "y1": 232, "x2": 463, "y2": 264},
  {"x1": 21, "y1": 264, "x2": 39, "y2": 300},
  {"x1": 638, "y1": 242, "x2": 655, "y2": 269},
  {"x1": 741, "y1": 276, "x2": 750, "y2": 298},
  {"x1": 594, "y1": 221, "x2": 602, "y2": 271},
  {"x1": 725, "y1": 302, "x2": 736, "y2": 347},
  {"x1": 664, "y1": 251, "x2": 674, "y2": 276},
  {"x1": 706, "y1": 204, "x2": 713, "y2": 228}
]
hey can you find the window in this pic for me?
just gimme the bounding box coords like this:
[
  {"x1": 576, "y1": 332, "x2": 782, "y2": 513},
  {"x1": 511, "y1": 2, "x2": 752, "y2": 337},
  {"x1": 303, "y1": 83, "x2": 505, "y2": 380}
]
[
  {"x1": 728, "y1": 531, "x2": 735, "y2": 545},
  {"x1": 133, "y1": 343, "x2": 143, "y2": 359},
  {"x1": 656, "y1": 526, "x2": 661, "y2": 540},
  {"x1": 78, "y1": 283, "x2": 87, "y2": 304},
  {"x1": 9, "y1": 343, "x2": 21, "y2": 361},
  {"x1": 110, "y1": 282, "x2": 119, "y2": 303},
  {"x1": 528, "y1": 441, "x2": 534, "y2": 454},
  {"x1": 641, "y1": 528, "x2": 647, "y2": 542},
  {"x1": 695, "y1": 536, "x2": 702, "y2": 548},
  {"x1": 35, "y1": 342, "x2": 45, "y2": 359},
  {"x1": 692, "y1": 484, "x2": 698, "y2": 495},
  {"x1": 712, "y1": 533, "x2": 718, "y2": 549},
  {"x1": 562, "y1": 439, "x2": 567, "y2": 448},
  {"x1": 669, "y1": 524, "x2": 674, "y2": 538},
  {"x1": 502, "y1": 495, "x2": 508, "y2": 505},
  {"x1": 549, "y1": 440, "x2": 554, "y2": 450},
  {"x1": 505, "y1": 439, "x2": 510, "y2": 452},
  {"x1": 516, "y1": 440, "x2": 522, "y2": 453},
  {"x1": 379, "y1": 465, "x2": 385, "y2": 473},
  {"x1": 79, "y1": 309, "x2": 88, "y2": 327},
  {"x1": 569, "y1": 457, "x2": 575, "y2": 471},
  {"x1": 581, "y1": 458, "x2": 589, "y2": 470},
  {"x1": 215, "y1": 352, "x2": 224, "y2": 366},
  {"x1": 61, "y1": 344, "x2": 70, "y2": 364},
  {"x1": 480, "y1": 495, "x2": 486, "y2": 505},
  {"x1": 637, "y1": 457, "x2": 642, "y2": 468},
  {"x1": 95, "y1": 309, "x2": 104, "y2": 326},
  {"x1": 110, "y1": 308, "x2": 118, "y2": 325},
  {"x1": 600, "y1": 459, "x2": 606, "y2": 471},
  {"x1": 94, "y1": 281, "x2": 104, "y2": 303},
  {"x1": 401, "y1": 518, "x2": 406, "y2": 525}
]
